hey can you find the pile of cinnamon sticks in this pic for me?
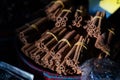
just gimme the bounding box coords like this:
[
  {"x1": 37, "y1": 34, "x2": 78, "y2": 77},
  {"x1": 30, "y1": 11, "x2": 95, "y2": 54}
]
[{"x1": 17, "y1": 0, "x2": 114, "y2": 76}]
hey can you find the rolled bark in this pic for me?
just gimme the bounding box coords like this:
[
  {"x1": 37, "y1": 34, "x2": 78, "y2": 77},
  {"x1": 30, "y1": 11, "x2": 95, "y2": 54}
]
[
  {"x1": 58, "y1": 30, "x2": 77, "y2": 49},
  {"x1": 39, "y1": 28, "x2": 69, "y2": 67},
  {"x1": 45, "y1": 0, "x2": 71, "y2": 14},
  {"x1": 21, "y1": 43, "x2": 33, "y2": 56},
  {"x1": 35, "y1": 26, "x2": 65, "y2": 49},
  {"x1": 18, "y1": 17, "x2": 50, "y2": 43},
  {"x1": 55, "y1": 7, "x2": 73, "y2": 27},
  {"x1": 49, "y1": 34, "x2": 80, "y2": 71},
  {"x1": 55, "y1": 34, "x2": 80, "y2": 61},
  {"x1": 72, "y1": 6, "x2": 86, "y2": 28},
  {"x1": 33, "y1": 49, "x2": 47, "y2": 66},
  {"x1": 24, "y1": 44, "x2": 36, "y2": 57},
  {"x1": 29, "y1": 48, "x2": 39, "y2": 60},
  {"x1": 50, "y1": 30, "x2": 76, "y2": 55},
  {"x1": 41, "y1": 26, "x2": 64, "y2": 42},
  {"x1": 47, "y1": 8, "x2": 62, "y2": 21},
  {"x1": 107, "y1": 28, "x2": 115, "y2": 45},
  {"x1": 31, "y1": 49, "x2": 43, "y2": 60},
  {"x1": 44, "y1": 27, "x2": 68, "y2": 50},
  {"x1": 16, "y1": 17, "x2": 42, "y2": 33},
  {"x1": 95, "y1": 33, "x2": 110, "y2": 56},
  {"x1": 73, "y1": 36, "x2": 84, "y2": 63},
  {"x1": 84, "y1": 11, "x2": 105, "y2": 38}
]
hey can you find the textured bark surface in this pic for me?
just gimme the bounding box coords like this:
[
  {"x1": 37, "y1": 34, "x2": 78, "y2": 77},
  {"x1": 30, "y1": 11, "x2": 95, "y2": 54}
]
[{"x1": 16, "y1": 1, "x2": 120, "y2": 76}]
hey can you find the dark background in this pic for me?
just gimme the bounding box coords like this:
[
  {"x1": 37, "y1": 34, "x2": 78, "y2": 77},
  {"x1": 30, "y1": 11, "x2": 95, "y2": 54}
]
[
  {"x1": 0, "y1": 0, "x2": 50, "y2": 63},
  {"x1": 0, "y1": 0, "x2": 51, "y2": 79},
  {"x1": 0, "y1": 0, "x2": 120, "y2": 79}
]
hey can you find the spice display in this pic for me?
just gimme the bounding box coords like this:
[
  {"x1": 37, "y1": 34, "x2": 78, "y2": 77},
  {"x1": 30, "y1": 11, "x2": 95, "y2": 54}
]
[{"x1": 17, "y1": 2, "x2": 117, "y2": 76}]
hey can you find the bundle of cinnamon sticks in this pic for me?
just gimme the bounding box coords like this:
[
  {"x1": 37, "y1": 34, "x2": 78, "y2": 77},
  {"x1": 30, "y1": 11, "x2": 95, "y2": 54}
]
[{"x1": 17, "y1": 1, "x2": 114, "y2": 75}]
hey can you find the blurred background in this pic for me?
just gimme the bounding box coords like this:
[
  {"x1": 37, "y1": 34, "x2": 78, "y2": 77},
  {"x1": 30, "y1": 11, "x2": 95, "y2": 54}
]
[
  {"x1": 0, "y1": 0, "x2": 51, "y2": 79},
  {"x1": 0, "y1": 0, "x2": 50, "y2": 64},
  {"x1": 0, "y1": 0, "x2": 119, "y2": 79}
]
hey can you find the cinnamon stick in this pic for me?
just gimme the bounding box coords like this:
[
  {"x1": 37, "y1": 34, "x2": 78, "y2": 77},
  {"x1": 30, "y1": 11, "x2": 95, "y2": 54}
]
[
  {"x1": 58, "y1": 30, "x2": 77, "y2": 49},
  {"x1": 18, "y1": 17, "x2": 49, "y2": 43},
  {"x1": 84, "y1": 11, "x2": 105, "y2": 38},
  {"x1": 35, "y1": 27, "x2": 64, "y2": 49},
  {"x1": 21, "y1": 43, "x2": 33, "y2": 56},
  {"x1": 16, "y1": 17, "x2": 42, "y2": 33},
  {"x1": 45, "y1": 0, "x2": 71, "y2": 14}
]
